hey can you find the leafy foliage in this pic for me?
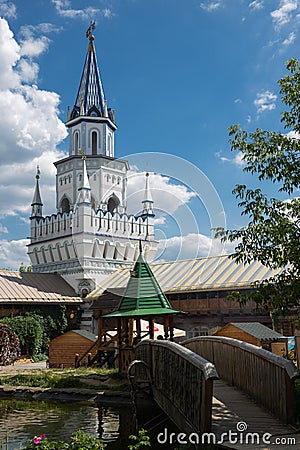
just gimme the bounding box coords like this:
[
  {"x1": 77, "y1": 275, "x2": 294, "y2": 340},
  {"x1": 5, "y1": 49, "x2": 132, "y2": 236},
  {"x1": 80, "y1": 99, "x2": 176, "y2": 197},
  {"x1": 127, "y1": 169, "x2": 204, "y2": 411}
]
[
  {"x1": 0, "y1": 315, "x2": 43, "y2": 358},
  {"x1": 23, "y1": 430, "x2": 106, "y2": 449},
  {"x1": 216, "y1": 58, "x2": 300, "y2": 310},
  {"x1": 19, "y1": 263, "x2": 32, "y2": 272},
  {"x1": 22, "y1": 429, "x2": 152, "y2": 450},
  {"x1": 128, "y1": 429, "x2": 151, "y2": 449},
  {"x1": 0, "y1": 306, "x2": 69, "y2": 359}
]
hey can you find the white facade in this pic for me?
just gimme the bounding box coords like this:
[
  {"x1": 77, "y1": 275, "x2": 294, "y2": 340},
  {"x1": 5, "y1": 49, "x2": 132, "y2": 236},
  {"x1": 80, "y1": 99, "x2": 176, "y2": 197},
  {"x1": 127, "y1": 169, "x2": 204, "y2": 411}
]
[{"x1": 27, "y1": 31, "x2": 156, "y2": 296}]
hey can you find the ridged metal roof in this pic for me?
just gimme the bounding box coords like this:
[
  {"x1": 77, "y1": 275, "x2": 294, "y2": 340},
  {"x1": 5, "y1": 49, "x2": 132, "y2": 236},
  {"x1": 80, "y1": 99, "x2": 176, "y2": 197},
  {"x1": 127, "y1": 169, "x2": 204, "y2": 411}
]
[
  {"x1": 0, "y1": 271, "x2": 81, "y2": 303},
  {"x1": 221, "y1": 322, "x2": 283, "y2": 340},
  {"x1": 88, "y1": 254, "x2": 283, "y2": 299},
  {"x1": 103, "y1": 253, "x2": 180, "y2": 317}
]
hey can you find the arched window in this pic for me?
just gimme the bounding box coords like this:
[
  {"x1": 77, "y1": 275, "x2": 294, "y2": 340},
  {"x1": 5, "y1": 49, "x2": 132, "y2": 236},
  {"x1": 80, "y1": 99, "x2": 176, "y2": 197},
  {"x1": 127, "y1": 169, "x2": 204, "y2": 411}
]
[
  {"x1": 187, "y1": 327, "x2": 209, "y2": 339},
  {"x1": 61, "y1": 198, "x2": 70, "y2": 214},
  {"x1": 107, "y1": 195, "x2": 119, "y2": 213},
  {"x1": 74, "y1": 131, "x2": 79, "y2": 154},
  {"x1": 92, "y1": 131, "x2": 97, "y2": 155}
]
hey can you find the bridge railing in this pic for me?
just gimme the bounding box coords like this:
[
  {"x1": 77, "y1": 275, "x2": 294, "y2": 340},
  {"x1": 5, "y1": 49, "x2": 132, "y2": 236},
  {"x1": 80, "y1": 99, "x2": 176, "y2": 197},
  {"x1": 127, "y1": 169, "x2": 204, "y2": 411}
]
[
  {"x1": 182, "y1": 336, "x2": 299, "y2": 424},
  {"x1": 135, "y1": 339, "x2": 218, "y2": 433}
]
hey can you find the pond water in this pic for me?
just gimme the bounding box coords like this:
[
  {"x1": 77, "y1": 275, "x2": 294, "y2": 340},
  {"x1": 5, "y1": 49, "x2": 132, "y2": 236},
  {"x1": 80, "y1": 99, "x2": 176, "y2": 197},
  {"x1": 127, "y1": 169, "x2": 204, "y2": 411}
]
[{"x1": 0, "y1": 398, "x2": 181, "y2": 450}]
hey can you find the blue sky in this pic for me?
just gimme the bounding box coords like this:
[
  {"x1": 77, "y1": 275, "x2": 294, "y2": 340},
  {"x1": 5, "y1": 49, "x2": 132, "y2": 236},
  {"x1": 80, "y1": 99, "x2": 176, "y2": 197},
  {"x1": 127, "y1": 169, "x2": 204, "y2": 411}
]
[{"x1": 0, "y1": 0, "x2": 298, "y2": 268}]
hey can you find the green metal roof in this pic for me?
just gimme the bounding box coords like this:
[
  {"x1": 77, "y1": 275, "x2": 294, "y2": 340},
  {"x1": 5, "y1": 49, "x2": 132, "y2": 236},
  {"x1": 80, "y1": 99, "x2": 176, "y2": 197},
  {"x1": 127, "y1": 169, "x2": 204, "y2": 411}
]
[
  {"x1": 102, "y1": 253, "x2": 180, "y2": 318},
  {"x1": 227, "y1": 322, "x2": 283, "y2": 341}
]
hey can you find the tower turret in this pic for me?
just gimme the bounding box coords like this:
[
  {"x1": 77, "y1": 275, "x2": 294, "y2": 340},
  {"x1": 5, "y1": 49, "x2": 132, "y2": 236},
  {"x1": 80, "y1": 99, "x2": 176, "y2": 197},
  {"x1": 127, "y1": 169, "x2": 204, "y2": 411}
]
[
  {"x1": 66, "y1": 21, "x2": 116, "y2": 158},
  {"x1": 78, "y1": 156, "x2": 92, "y2": 205},
  {"x1": 141, "y1": 172, "x2": 154, "y2": 219},
  {"x1": 27, "y1": 24, "x2": 157, "y2": 301},
  {"x1": 31, "y1": 166, "x2": 43, "y2": 218}
]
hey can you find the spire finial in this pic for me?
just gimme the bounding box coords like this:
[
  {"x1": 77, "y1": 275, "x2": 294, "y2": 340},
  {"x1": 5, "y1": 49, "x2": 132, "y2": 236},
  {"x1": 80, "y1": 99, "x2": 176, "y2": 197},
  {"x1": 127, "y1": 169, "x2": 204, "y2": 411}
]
[
  {"x1": 86, "y1": 21, "x2": 95, "y2": 51},
  {"x1": 36, "y1": 165, "x2": 40, "y2": 180},
  {"x1": 139, "y1": 239, "x2": 143, "y2": 254},
  {"x1": 86, "y1": 21, "x2": 95, "y2": 40}
]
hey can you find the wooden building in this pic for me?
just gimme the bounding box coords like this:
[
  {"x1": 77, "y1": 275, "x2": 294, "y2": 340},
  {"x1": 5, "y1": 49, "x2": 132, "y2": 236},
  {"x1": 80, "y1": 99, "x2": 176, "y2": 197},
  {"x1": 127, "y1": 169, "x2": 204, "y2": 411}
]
[
  {"x1": 213, "y1": 322, "x2": 285, "y2": 354},
  {"x1": 0, "y1": 270, "x2": 82, "y2": 320},
  {"x1": 88, "y1": 255, "x2": 296, "y2": 336},
  {"x1": 48, "y1": 329, "x2": 97, "y2": 367}
]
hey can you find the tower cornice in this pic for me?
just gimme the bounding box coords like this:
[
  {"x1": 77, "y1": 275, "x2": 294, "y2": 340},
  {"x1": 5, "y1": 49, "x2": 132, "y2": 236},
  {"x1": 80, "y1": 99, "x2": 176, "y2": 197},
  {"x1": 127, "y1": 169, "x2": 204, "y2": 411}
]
[{"x1": 65, "y1": 115, "x2": 117, "y2": 131}]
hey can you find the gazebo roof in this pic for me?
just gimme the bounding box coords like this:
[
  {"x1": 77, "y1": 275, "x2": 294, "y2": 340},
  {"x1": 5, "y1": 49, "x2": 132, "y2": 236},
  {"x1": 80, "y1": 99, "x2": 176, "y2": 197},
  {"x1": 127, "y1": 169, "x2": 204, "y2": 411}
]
[{"x1": 102, "y1": 252, "x2": 180, "y2": 318}]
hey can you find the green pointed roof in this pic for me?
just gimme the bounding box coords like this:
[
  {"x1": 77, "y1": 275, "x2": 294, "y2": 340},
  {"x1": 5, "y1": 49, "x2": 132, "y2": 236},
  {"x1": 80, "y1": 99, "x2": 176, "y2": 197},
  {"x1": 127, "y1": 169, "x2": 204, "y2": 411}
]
[{"x1": 102, "y1": 253, "x2": 180, "y2": 318}]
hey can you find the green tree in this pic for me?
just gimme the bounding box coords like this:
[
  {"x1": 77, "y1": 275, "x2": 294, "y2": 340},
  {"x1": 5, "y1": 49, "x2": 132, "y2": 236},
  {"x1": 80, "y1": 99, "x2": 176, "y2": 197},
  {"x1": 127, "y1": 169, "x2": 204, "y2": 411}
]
[
  {"x1": 0, "y1": 307, "x2": 69, "y2": 359},
  {"x1": 217, "y1": 58, "x2": 300, "y2": 311},
  {"x1": 0, "y1": 315, "x2": 43, "y2": 358},
  {"x1": 19, "y1": 263, "x2": 32, "y2": 272}
]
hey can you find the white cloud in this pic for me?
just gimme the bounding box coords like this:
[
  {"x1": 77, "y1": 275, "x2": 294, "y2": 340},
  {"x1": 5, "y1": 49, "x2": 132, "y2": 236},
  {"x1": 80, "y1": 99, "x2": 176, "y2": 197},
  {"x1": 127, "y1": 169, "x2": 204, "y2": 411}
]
[
  {"x1": 254, "y1": 90, "x2": 277, "y2": 113},
  {"x1": 52, "y1": 0, "x2": 99, "y2": 19},
  {"x1": 0, "y1": 149, "x2": 65, "y2": 218},
  {"x1": 200, "y1": 2, "x2": 222, "y2": 12},
  {"x1": 154, "y1": 216, "x2": 167, "y2": 225},
  {"x1": 0, "y1": 19, "x2": 20, "y2": 89},
  {"x1": 23, "y1": 23, "x2": 62, "y2": 35},
  {"x1": 249, "y1": 1, "x2": 264, "y2": 10},
  {"x1": 103, "y1": 8, "x2": 114, "y2": 18},
  {"x1": 0, "y1": 239, "x2": 30, "y2": 270},
  {"x1": 156, "y1": 233, "x2": 236, "y2": 262},
  {"x1": 0, "y1": 224, "x2": 8, "y2": 234},
  {"x1": 0, "y1": 18, "x2": 67, "y2": 269},
  {"x1": 234, "y1": 98, "x2": 242, "y2": 104},
  {"x1": 271, "y1": 0, "x2": 298, "y2": 29},
  {"x1": 0, "y1": 0, "x2": 17, "y2": 19},
  {"x1": 216, "y1": 151, "x2": 245, "y2": 167},
  {"x1": 286, "y1": 130, "x2": 300, "y2": 139},
  {"x1": 282, "y1": 31, "x2": 296, "y2": 45},
  {"x1": 18, "y1": 24, "x2": 56, "y2": 61},
  {"x1": 19, "y1": 36, "x2": 50, "y2": 58},
  {"x1": 126, "y1": 169, "x2": 196, "y2": 218}
]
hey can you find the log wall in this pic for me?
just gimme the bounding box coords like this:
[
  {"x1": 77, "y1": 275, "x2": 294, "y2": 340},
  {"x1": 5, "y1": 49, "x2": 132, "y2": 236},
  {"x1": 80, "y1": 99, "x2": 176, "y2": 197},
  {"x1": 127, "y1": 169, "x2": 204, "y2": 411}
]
[{"x1": 49, "y1": 331, "x2": 97, "y2": 367}]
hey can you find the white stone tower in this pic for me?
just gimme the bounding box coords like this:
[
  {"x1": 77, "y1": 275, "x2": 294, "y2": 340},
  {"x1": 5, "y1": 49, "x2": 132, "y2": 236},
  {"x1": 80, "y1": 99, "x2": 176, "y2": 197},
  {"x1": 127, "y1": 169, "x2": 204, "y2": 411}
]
[{"x1": 27, "y1": 23, "x2": 157, "y2": 296}]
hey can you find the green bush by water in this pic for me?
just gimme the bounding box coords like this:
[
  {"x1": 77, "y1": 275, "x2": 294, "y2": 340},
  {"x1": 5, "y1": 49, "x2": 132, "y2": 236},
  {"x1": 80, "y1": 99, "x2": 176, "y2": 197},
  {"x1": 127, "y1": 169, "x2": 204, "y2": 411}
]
[{"x1": 21, "y1": 429, "x2": 152, "y2": 450}]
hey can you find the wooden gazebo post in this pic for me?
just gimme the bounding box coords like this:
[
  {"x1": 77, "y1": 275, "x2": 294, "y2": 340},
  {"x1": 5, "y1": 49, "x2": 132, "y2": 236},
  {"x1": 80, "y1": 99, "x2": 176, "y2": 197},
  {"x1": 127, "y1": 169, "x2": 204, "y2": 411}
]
[{"x1": 102, "y1": 246, "x2": 181, "y2": 375}]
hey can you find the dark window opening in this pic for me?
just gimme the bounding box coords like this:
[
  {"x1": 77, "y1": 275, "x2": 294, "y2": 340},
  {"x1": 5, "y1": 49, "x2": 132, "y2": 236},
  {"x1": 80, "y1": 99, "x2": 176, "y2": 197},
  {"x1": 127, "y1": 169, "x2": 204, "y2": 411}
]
[
  {"x1": 61, "y1": 198, "x2": 70, "y2": 214},
  {"x1": 92, "y1": 131, "x2": 97, "y2": 155}
]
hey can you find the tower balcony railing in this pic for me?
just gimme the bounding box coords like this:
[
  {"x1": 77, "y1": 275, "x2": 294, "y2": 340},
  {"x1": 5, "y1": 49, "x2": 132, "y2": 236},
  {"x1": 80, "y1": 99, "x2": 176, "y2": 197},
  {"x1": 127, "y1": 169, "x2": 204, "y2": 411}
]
[{"x1": 30, "y1": 209, "x2": 154, "y2": 242}]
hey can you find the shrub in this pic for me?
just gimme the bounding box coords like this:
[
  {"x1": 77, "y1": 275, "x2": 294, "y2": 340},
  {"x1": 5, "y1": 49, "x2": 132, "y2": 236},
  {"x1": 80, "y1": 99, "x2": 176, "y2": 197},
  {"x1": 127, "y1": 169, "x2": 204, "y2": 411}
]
[{"x1": 23, "y1": 430, "x2": 106, "y2": 449}]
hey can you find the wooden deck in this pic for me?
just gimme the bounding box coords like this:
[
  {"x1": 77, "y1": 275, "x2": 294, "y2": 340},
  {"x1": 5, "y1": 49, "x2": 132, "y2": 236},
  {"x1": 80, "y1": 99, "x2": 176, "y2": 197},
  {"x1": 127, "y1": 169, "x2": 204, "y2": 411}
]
[{"x1": 212, "y1": 380, "x2": 300, "y2": 450}]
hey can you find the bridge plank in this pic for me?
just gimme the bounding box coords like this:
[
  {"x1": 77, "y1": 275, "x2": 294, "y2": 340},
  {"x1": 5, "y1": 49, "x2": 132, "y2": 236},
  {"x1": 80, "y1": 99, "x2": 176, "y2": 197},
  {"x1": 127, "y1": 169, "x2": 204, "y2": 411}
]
[{"x1": 212, "y1": 380, "x2": 300, "y2": 450}]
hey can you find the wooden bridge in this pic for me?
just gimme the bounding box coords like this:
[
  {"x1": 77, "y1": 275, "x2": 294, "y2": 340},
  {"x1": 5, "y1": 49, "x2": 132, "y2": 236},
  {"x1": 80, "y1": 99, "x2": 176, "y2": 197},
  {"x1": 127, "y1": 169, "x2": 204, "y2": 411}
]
[{"x1": 134, "y1": 337, "x2": 300, "y2": 448}]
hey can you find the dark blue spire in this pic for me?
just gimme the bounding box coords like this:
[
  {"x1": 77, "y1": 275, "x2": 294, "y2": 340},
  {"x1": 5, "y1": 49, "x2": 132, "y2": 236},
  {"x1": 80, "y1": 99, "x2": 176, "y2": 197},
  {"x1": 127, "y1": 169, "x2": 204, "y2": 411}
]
[
  {"x1": 74, "y1": 35, "x2": 105, "y2": 115},
  {"x1": 69, "y1": 25, "x2": 115, "y2": 122}
]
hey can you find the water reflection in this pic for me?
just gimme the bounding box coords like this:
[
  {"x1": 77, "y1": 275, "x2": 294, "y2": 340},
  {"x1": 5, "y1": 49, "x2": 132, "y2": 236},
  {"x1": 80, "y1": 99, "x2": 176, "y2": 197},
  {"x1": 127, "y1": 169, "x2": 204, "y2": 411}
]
[
  {"x1": 0, "y1": 399, "x2": 126, "y2": 449},
  {"x1": 0, "y1": 398, "x2": 180, "y2": 450}
]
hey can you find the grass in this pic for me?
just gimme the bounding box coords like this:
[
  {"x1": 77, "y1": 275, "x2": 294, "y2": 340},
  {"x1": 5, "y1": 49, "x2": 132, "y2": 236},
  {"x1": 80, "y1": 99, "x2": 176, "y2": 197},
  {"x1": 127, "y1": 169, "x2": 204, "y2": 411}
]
[{"x1": 0, "y1": 367, "x2": 128, "y2": 391}]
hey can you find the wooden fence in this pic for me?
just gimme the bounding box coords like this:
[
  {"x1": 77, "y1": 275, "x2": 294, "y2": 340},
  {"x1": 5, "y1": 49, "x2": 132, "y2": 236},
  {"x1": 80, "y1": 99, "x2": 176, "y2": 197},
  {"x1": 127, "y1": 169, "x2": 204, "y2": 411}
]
[
  {"x1": 182, "y1": 336, "x2": 299, "y2": 424},
  {"x1": 135, "y1": 340, "x2": 218, "y2": 433}
]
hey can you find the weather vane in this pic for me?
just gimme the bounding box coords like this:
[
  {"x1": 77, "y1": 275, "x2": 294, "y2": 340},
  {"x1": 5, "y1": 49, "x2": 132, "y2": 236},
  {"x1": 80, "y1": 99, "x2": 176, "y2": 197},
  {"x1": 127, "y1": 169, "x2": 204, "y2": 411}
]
[{"x1": 86, "y1": 21, "x2": 95, "y2": 39}]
